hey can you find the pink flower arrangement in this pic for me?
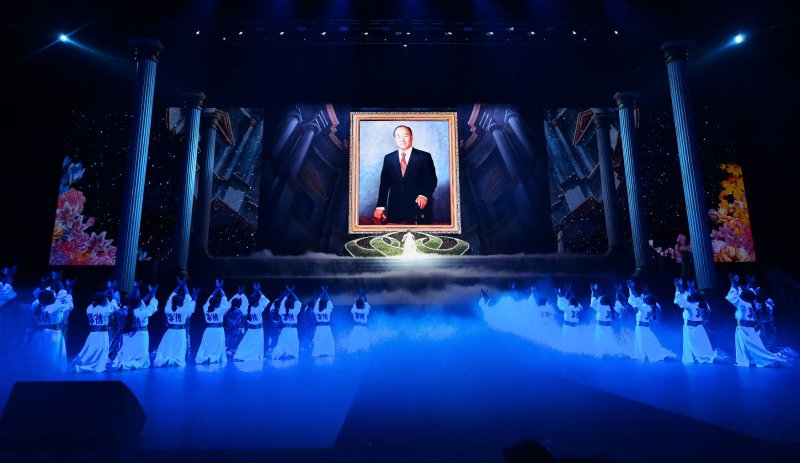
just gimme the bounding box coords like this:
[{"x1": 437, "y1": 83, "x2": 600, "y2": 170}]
[{"x1": 49, "y1": 177, "x2": 117, "y2": 265}]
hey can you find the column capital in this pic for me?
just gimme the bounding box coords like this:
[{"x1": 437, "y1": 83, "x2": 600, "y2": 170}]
[
  {"x1": 613, "y1": 91, "x2": 641, "y2": 109},
  {"x1": 201, "y1": 108, "x2": 220, "y2": 129},
  {"x1": 660, "y1": 40, "x2": 693, "y2": 64},
  {"x1": 591, "y1": 108, "x2": 614, "y2": 128},
  {"x1": 129, "y1": 39, "x2": 164, "y2": 62},
  {"x1": 180, "y1": 92, "x2": 206, "y2": 109}
]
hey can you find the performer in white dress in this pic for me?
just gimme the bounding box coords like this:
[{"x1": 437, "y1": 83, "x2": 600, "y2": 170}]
[
  {"x1": 348, "y1": 288, "x2": 372, "y2": 352},
  {"x1": 673, "y1": 278, "x2": 716, "y2": 364},
  {"x1": 154, "y1": 280, "x2": 198, "y2": 367},
  {"x1": 29, "y1": 278, "x2": 74, "y2": 373},
  {"x1": 112, "y1": 283, "x2": 159, "y2": 370},
  {"x1": 0, "y1": 265, "x2": 17, "y2": 308},
  {"x1": 589, "y1": 284, "x2": 623, "y2": 357},
  {"x1": 311, "y1": 285, "x2": 335, "y2": 358},
  {"x1": 195, "y1": 280, "x2": 231, "y2": 365},
  {"x1": 627, "y1": 280, "x2": 676, "y2": 362},
  {"x1": 73, "y1": 284, "x2": 119, "y2": 372},
  {"x1": 527, "y1": 287, "x2": 559, "y2": 347},
  {"x1": 725, "y1": 274, "x2": 786, "y2": 367},
  {"x1": 556, "y1": 285, "x2": 584, "y2": 353},
  {"x1": 234, "y1": 283, "x2": 270, "y2": 361},
  {"x1": 272, "y1": 286, "x2": 302, "y2": 360}
]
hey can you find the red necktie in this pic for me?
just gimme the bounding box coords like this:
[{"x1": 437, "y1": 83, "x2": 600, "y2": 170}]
[{"x1": 400, "y1": 151, "x2": 407, "y2": 177}]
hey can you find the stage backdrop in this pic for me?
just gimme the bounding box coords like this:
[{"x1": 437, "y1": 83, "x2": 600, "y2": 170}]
[
  {"x1": 544, "y1": 107, "x2": 756, "y2": 262},
  {"x1": 257, "y1": 104, "x2": 554, "y2": 255},
  {"x1": 48, "y1": 107, "x2": 264, "y2": 265}
]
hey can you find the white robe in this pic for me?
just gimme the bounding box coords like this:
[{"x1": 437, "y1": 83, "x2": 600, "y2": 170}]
[
  {"x1": 629, "y1": 295, "x2": 676, "y2": 362},
  {"x1": 311, "y1": 299, "x2": 335, "y2": 358},
  {"x1": 348, "y1": 302, "x2": 372, "y2": 352},
  {"x1": 556, "y1": 295, "x2": 588, "y2": 354},
  {"x1": 0, "y1": 282, "x2": 16, "y2": 308},
  {"x1": 154, "y1": 293, "x2": 196, "y2": 367},
  {"x1": 111, "y1": 298, "x2": 159, "y2": 370},
  {"x1": 674, "y1": 290, "x2": 715, "y2": 364},
  {"x1": 234, "y1": 294, "x2": 270, "y2": 361},
  {"x1": 725, "y1": 287, "x2": 785, "y2": 367},
  {"x1": 74, "y1": 299, "x2": 119, "y2": 372},
  {"x1": 272, "y1": 298, "x2": 302, "y2": 360},
  {"x1": 195, "y1": 296, "x2": 231, "y2": 365},
  {"x1": 590, "y1": 296, "x2": 624, "y2": 357},
  {"x1": 29, "y1": 290, "x2": 73, "y2": 373}
]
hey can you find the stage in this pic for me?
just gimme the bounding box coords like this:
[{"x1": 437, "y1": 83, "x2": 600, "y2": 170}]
[{"x1": 1, "y1": 283, "x2": 798, "y2": 462}]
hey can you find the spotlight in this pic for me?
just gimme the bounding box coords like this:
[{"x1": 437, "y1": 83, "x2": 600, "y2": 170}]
[
  {"x1": 195, "y1": 30, "x2": 200, "y2": 36},
  {"x1": 363, "y1": 31, "x2": 369, "y2": 36},
  {"x1": 406, "y1": 32, "x2": 411, "y2": 35},
  {"x1": 486, "y1": 31, "x2": 494, "y2": 36},
  {"x1": 528, "y1": 31, "x2": 535, "y2": 36},
  {"x1": 321, "y1": 31, "x2": 327, "y2": 36},
  {"x1": 614, "y1": 30, "x2": 619, "y2": 35},
  {"x1": 58, "y1": 34, "x2": 69, "y2": 43},
  {"x1": 222, "y1": 37, "x2": 227, "y2": 41},
  {"x1": 445, "y1": 31, "x2": 452, "y2": 36},
  {"x1": 506, "y1": 26, "x2": 514, "y2": 32},
  {"x1": 279, "y1": 31, "x2": 285, "y2": 36},
  {"x1": 572, "y1": 30, "x2": 577, "y2": 35},
  {"x1": 238, "y1": 31, "x2": 243, "y2": 36},
  {"x1": 583, "y1": 37, "x2": 587, "y2": 41},
  {"x1": 733, "y1": 33, "x2": 745, "y2": 44},
  {"x1": 403, "y1": 44, "x2": 407, "y2": 47}
]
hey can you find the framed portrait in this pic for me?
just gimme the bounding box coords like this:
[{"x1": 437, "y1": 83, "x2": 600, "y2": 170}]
[{"x1": 349, "y1": 111, "x2": 461, "y2": 234}]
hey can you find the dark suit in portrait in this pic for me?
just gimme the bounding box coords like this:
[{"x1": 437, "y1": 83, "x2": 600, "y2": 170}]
[{"x1": 375, "y1": 148, "x2": 438, "y2": 224}]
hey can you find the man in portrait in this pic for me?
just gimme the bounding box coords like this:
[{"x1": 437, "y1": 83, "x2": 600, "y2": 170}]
[{"x1": 373, "y1": 125, "x2": 438, "y2": 224}]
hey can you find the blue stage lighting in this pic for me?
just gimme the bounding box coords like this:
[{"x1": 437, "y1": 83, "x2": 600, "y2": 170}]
[
  {"x1": 733, "y1": 34, "x2": 745, "y2": 44},
  {"x1": 59, "y1": 34, "x2": 69, "y2": 43}
]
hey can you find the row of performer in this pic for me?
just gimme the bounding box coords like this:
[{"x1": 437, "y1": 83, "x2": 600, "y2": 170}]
[
  {"x1": 478, "y1": 275, "x2": 793, "y2": 367},
  {"x1": 0, "y1": 271, "x2": 373, "y2": 373}
]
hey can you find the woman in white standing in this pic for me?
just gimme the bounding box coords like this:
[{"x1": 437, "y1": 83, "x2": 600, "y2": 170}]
[
  {"x1": 673, "y1": 278, "x2": 716, "y2": 364},
  {"x1": 234, "y1": 283, "x2": 270, "y2": 361},
  {"x1": 29, "y1": 277, "x2": 74, "y2": 373},
  {"x1": 556, "y1": 285, "x2": 583, "y2": 353},
  {"x1": 589, "y1": 284, "x2": 623, "y2": 357},
  {"x1": 349, "y1": 288, "x2": 372, "y2": 353},
  {"x1": 112, "y1": 283, "x2": 159, "y2": 370},
  {"x1": 73, "y1": 283, "x2": 119, "y2": 372},
  {"x1": 272, "y1": 285, "x2": 302, "y2": 360},
  {"x1": 311, "y1": 285, "x2": 335, "y2": 358},
  {"x1": 725, "y1": 274, "x2": 786, "y2": 367},
  {"x1": 195, "y1": 280, "x2": 231, "y2": 365},
  {"x1": 627, "y1": 280, "x2": 676, "y2": 362},
  {"x1": 154, "y1": 279, "x2": 198, "y2": 367}
]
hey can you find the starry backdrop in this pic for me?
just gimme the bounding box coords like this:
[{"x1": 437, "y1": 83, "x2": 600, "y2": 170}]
[
  {"x1": 544, "y1": 106, "x2": 754, "y2": 261},
  {"x1": 48, "y1": 106, "x2": 752, "y2": 263},
  {"x1": 49, "y1": 108, "x2": 263, "y2": 265}
]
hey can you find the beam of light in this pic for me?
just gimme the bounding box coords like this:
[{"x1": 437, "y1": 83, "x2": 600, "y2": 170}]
[{"x1": 59, "y1": 34, "x2": 69, "y2": 43}]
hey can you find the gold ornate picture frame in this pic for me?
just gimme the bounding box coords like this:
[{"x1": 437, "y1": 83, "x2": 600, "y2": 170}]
[{"x1": 349, "y1": 111, "x2": 461, "y2": 234}]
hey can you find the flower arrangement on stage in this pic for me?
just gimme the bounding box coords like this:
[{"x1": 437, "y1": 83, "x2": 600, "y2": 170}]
[
  {"x1": 49, "y1": 157, "x2": 117, "y2": 265},
  {"x1": 345, "y1": 231, "x2": 469, "y2": 257},
  {"x1": 708, "y1": 163, "x2": 755, "y2": 262}
]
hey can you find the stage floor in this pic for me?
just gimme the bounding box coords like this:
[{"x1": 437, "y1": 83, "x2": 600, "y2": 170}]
[{"x1": 1, "y1": 304, "x2": 799, "y2": 462}]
